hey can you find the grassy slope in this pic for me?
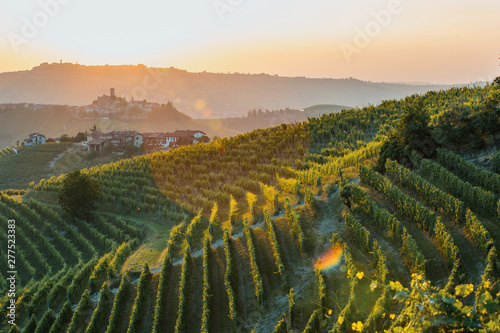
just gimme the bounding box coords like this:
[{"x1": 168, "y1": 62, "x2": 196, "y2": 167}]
[{"x1": 0, "y1": 143, "x2": 72, "y2": 190}]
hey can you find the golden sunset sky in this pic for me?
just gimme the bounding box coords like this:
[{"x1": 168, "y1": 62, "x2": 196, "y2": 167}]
[{"x1": 1, "y1": 0, "x2": 499, "y2": 83}]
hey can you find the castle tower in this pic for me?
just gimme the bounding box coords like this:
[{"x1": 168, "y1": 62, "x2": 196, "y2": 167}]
[{"x1": 110, "y1": 88, "x2": 115, "y2": 98}]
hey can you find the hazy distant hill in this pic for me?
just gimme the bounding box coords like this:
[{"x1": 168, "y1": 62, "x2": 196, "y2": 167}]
[
  {"x1": 0, "y1": 62, "x2": 460, "y2": 118},
  {"x1": 303, "y1": 104, "x2": 352, "y2": 117}
]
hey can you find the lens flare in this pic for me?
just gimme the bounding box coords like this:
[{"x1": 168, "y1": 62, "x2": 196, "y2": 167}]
[
  {"x1": 314, "y1": 245, "x2": 343, "y2": 272},
  {"x1": 195, "y1": 99, "x2": 206, "y2": 111},
  {"x1": 203, "y1": 108, "x2": 212, "y2": 117}
]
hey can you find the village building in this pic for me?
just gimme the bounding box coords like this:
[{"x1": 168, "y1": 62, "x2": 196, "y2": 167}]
[
  {"x1": 86, "y1": 130, "x2": 143, "y2": 149},
  {"x1": 23, "y1": 133, "x2": 46, "y2": 146},
  {"x1": 142, "y1": 130, "x2": 206, "y2": 148},
  {"x1": 87, "y1": 138, "x2": 108, "y2": 152}
]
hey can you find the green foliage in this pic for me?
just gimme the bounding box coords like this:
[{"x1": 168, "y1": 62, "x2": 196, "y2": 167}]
[
  {"x1": 344, "y1": 212, "x2": 391, "y2": 332},
  {"x1": 464, "y1": 209, "x2": 494, "y2": 254},
  {"x1": 378, "y1": 98, "x2": 433, "y2": 169},
  {"x1": 302, "y1": 309, "x2": 321, "y2": 333},
  {"x1": 110, "y1": 242, "x2": 135, "y2": 272},
  {"x1": 89, "y1": 253, "x2": 112, "y2": 292},
  {"x1": 174, "y1": 247, "x2": 192, "y2": 333},
  {"x1": 124, "y1": 143, "x2": 139, "y2": 157},
  {"x1": 360, "y1": 164, "x2": 461, "y2": 275},
  {"x1": 23, "y1": 314, "x2": 37, "y2": 333},
  {"x1": 386, "y1": 159, "x2": 465, "y2": 224},
  {"x1": 223, "y1": 229, "x2": 237, "y2": 323},
  {"x1": 201, "y1": 236, "x2": 211, "y2": 333},
  {"x1": 492, "y1": 150, "x2": 500, "y2": 174},
  {"x1": 243, "y1": 218, "x2": 264, "y2": 302},
  {"x1": 304, "y1": 187, "x2": 316, "y2": 212},
  {"x1": 272, "y1": 315, "x2": 287, "y2": 333},
  {"x1": 260, "y1": 182, "x2": 279, "y2": 204},
  {"x1": 34, "y1": 309, "x2": 55, "y2": 333},
  {"x1": 67, "y1": 257, "x2": 99, "y2": 301},
  {"x1": 330, "y1": 234, "x2": 359, "y2": 333},
  {"x1": 277, "y1": 175, "x2": 299, "y2": 195},
  {"x1": 57, "y1": 169, "x2": 101, "y2": 219},
  {"x1": 264, "y1": 209, "x2": 286, "y2": 282},
  {"x1": 107, "y1": 273, "x2": 130, "y2": 333},
  {"x1": 8, "y1": 80, "x2": 500, "y2": 333},
  {"x1": 184, "y1": 211, "x2": 204, "y2": 248},
  {"x1": 315, "y1": 267, "x2": 326, "y2": 312},
  {"x1": 0, "y1": 143, "x2": 72, "y2": 190},
  {"x1": 288, "y1": 288, "x2": 295, "y2": 328},
  {"x1": 421, "y1": 157, "x2": 498, "y2": 217},
  {"x1": 228, "y1": 194, "x2": 238, "y2": 224},
  {"x1": 209, "y1": 202, "x2": 218, "y2": 228},
  {"x1": 86, "y1": 282, "x2": 112, "y2": 333},
  {"x1": 246, "y1": 190, "x2": 257, "y2": 220},
  {"x1": 48, "y1": 301, "x2": 73, "y2": 333},
  {"x1": 151, "y1": 248, "x2": 172, "y2": 333},
  {"x1": 67, "y1": 289, "x2": 91, "y2": 333},
  {"x1": 8, "y1": 324, "x2": 20, "y2": 333},
  {"x1": 437, "y1": 148, "x2": 500, "y2": 194},
  {"x1": 359, "y1": 165, "x2": 435, "y2": 234},
  {"x1": 284, "y1": 198, "x2": 305, "y2": 251},
  {"x1": 433, "y1": 105, "x2": 472, "y2": 153},
  {"x1": 345, "y1": 212, "x2": 371, "y2": 252},
  {"x1": 127, "y1": 263, "x2": 152, "y2": 333},
  {"x1": 350, "y1": 175, "x2": 424, "y2": 274},
  {"x1": 388, "y1": 274, "x2": 500, "y2": 332}
]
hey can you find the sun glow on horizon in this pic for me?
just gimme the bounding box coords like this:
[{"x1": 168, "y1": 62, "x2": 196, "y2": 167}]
[{"x1": 0, "y1": 1, "x2": 499, "y2": 83}]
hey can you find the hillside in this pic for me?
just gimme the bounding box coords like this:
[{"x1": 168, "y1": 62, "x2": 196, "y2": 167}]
[
  {"x1": 0, "y1": 102, "x2": 349, "y2": 149},
  {"x1": 1, "y1": 82, "x2": 499, "y2": 332},
  {"x1": 0, "y1": 63, "x2": 461, "y2": 118}
]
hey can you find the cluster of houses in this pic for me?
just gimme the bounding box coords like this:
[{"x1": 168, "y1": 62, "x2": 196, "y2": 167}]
[
  {"x1": 86, "y1": 130, "x2": 143, "y2": 151},
  {"x1": 85, "y1": 129, "x2": 207, "y2": 151},
  {"x1": 22, "y1": 129, "x2": 207, "y2": 152}
]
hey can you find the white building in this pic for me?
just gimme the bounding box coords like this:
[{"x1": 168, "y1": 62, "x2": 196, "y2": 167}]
[{"x1": 23, "y1": 133, "x2": 46, "y2": 146}]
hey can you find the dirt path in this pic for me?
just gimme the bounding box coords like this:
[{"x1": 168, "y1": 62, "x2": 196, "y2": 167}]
[
  {"x1": 101, "y1": 212, "x2": 170, "y2": 273},
  {"x1": 49, "y1": 145, "x2": 78, "y2": 169}
]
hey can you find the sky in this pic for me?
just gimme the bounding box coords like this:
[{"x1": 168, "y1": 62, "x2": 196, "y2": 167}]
[{"x1": 0, "y1": 0, "x2": 499, "y2": 84}]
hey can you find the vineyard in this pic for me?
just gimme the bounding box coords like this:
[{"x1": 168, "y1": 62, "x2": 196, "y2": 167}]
[{"x1": 1, "y1": 82, "x2": 500, "y2": 332}]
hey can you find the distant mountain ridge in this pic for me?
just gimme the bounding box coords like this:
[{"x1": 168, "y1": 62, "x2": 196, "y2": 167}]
[{"x1": 0, "y1": 62, "x2": 464, "y2": 118}]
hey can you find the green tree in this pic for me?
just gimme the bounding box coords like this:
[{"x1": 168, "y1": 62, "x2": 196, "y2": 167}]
[
  {"x1": 197, "y1": 135, "x2": 210, "y2": 143},
  {"x1": 474, "y1": 90, "x2": 500, "y2": 141},
  {"x1": 177, "y1": 136, "x2": 192, "y2": 146},
  {"x1": 74, "y1": 132, "x2": 86, "y2": 142},
  {"x1": 396, "y1": 99, "x2": 432, "y2": 148},
  {"x1": 492, "y1": 150, "x2": 500, "y2": 173},
  {"x1": 378, "y1": 99, "x2": 434, "y2": 169},
  {"x1": 124, "y1": 143, "x2": 139, "y2": 157},
  {"x1": 90, "y1": 124, "x2": 100, "y2": 133},
  {"x1": 435, "y1": 105, "x2": 471, "y2": 154},
  {"x1": 58, "y1": 170, "x2": 101, "y2": 219}
]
